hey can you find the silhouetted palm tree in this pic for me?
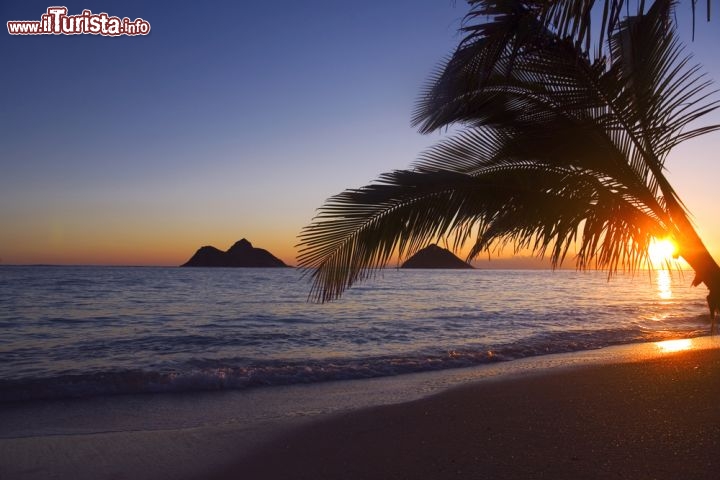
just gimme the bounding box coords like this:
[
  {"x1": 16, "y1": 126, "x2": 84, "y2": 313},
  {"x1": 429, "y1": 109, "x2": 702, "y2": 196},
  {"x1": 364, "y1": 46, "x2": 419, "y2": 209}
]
[{"x1": 297, "y1": 0, "x2": 720, "y2": 326}]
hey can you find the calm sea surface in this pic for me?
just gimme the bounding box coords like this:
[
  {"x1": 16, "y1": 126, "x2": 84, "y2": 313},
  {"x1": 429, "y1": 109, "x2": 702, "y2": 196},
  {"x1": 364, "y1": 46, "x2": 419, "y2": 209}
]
[{"x1": 0, "y1": 266, "x2": 710, "y2": 402}]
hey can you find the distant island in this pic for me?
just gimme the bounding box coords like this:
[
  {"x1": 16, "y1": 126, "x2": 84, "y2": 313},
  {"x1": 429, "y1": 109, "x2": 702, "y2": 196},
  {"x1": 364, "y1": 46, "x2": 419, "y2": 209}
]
[
  {"x1": 181, "y1": 239, "x2": 288, "y2": 267},
  {"x1": 401, "y1": 244, "x2": 474, "y2": 269}
]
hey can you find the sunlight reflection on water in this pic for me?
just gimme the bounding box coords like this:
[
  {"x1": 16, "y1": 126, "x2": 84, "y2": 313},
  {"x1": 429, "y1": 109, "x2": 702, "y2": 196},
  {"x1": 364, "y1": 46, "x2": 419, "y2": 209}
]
[{"x1": 655, "y1": 269, "x2": 672, "y2": 300}]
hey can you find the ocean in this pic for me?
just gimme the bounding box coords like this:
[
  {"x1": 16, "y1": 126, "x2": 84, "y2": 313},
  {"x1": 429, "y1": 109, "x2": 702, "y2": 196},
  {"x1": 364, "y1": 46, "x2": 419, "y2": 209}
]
[{"x1": 0, "y1": 265, "x2": 710, "y2": 403}]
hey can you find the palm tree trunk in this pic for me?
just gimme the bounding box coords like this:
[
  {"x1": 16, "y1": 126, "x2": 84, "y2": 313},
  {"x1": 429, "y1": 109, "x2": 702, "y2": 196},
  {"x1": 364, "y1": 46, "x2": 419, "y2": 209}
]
[
  {"x1": 673, "y1": 217, "x2": 720, "y2": 331},
  {"x1": 652, "y1": 173, "x2": 720, "y2": 330}
]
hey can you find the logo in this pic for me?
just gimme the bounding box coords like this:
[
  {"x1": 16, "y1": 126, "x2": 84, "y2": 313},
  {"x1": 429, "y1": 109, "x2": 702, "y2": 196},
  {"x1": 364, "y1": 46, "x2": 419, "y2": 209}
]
[{"x1": 7, "y1": 7, "x2": 151, "y2": 36}]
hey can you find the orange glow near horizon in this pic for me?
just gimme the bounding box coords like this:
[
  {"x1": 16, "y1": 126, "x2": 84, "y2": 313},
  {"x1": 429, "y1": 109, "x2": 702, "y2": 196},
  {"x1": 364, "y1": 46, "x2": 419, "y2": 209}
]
[
  {"x1": 0, "y1": 229, "x2": 301, "y2": 267},
  {"x1": 0, "y1": 229, "x2": 712, "y2": 270}
]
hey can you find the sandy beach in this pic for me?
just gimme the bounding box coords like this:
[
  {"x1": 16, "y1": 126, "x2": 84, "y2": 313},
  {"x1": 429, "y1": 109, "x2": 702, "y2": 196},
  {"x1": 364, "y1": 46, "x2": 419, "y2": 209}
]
[{"x1": 212, "y1": 344, "x2": 720, "y2": 480}]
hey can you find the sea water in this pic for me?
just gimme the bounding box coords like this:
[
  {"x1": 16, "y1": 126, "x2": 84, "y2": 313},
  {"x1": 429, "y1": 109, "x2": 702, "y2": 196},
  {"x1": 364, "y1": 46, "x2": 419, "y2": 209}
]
[{"x1": 0, "y1": 265, "x2": 709, "y2": 402}]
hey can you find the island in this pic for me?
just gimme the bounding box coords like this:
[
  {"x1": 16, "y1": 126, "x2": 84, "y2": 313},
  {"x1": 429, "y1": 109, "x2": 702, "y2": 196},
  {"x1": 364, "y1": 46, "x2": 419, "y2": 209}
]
[
  {"x1": 181, "y1": 238, "x2": 288, "y2": 267},
  {"x1": 401, "y1": 244, "x2": 474, "y2": 269}
]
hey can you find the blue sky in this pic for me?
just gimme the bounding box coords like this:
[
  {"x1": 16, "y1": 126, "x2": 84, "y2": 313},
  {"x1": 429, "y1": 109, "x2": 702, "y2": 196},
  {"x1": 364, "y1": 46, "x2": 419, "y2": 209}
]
[{"x1": 1, "y1": 1, "x2": 719, "y2": 266}]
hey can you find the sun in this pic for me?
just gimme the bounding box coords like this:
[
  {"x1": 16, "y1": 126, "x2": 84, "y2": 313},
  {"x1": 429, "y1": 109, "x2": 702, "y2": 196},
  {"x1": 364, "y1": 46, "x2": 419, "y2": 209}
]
[{"x1": 647, "y1": 237, "x2": 678, "y2": 266}]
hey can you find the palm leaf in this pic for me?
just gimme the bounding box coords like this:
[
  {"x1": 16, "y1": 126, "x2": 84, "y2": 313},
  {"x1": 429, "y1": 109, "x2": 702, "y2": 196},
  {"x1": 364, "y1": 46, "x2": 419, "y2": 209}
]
[
  {"x1": 299, "y1": 126, "x2": 667, "y2": 301},
  {"x1": 298, "y1": 0, "x2": 719, "y2": 301}
]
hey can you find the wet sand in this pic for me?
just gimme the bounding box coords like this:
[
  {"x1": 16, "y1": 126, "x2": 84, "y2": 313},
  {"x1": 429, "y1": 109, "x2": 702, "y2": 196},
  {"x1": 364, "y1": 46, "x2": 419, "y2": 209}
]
[{"x1": 212, "y1": 346, "x2": 720, "y2": 480}]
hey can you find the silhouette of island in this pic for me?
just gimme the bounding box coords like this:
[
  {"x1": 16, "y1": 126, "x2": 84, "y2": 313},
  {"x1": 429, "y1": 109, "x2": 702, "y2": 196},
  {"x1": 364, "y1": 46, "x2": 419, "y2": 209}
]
[
  {"x1": 181, "y1": 239, "x2": 288, "y2": 267},
  {"x1": 401, "y1": 244, "x2": 473, "y2": 269}
]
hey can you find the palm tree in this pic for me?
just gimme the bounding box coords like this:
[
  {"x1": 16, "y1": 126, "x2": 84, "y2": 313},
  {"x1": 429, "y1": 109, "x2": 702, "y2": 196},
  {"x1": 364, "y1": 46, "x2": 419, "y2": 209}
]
[{"x1": 297, "y1": 0, "x2": 720, "y2": 327}]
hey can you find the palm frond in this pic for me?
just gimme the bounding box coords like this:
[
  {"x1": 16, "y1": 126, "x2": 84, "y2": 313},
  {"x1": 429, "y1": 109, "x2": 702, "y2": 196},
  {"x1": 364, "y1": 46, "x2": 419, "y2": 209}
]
[
  {"x1": 418, "y1": 0, "x2": 719, "y2": 217},
  {"x1": 484, "y1": 0, "x2": 713, "y2": 52},
  {"x1": 298, "y1": 125, "x2": 668, "y2": 301},
  {"x1": 298, "y1": 0, "x2": 719, "y2": 301}
]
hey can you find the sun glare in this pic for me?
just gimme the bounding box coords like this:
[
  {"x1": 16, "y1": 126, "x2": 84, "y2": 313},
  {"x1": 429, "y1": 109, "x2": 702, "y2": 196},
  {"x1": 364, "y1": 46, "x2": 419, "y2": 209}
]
[
  {"x1": 655, "y1": 339, "x2": 693, "y2": 353},
  {"x1": 648, "y1": 238, "x2": 677, "y2": 266}
]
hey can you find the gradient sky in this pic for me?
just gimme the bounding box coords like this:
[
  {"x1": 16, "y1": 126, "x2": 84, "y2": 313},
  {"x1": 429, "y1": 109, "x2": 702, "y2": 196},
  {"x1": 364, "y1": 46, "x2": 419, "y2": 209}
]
[{"x1": 2, "y1": 1, "x2": 719, "y2": 267}]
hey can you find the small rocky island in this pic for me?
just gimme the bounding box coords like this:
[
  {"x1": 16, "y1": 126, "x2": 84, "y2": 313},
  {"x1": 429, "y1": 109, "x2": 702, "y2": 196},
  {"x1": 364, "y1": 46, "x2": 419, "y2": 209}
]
[
  {"x1": 401, "y1": 244, "x2": 474, "y2": 269},
  {"x1": 181, "y1": 238, "x2": 288, "y2": 267}
]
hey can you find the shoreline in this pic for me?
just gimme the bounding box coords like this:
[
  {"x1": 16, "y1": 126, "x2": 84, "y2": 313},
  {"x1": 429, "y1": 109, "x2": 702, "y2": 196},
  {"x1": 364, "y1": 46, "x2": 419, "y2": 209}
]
[
  {"x1": 2, "y1": 338, "x2": 719, "y2": 479},
  {"x1": 213, "y1": 340, "x2": 720, "y2": 480}
]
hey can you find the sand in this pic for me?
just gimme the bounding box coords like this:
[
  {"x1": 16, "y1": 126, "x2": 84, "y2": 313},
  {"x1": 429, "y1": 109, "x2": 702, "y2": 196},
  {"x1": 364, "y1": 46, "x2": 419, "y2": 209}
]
[{"x1": 211, "y1": 346, "x2": 720, "y2": 480}]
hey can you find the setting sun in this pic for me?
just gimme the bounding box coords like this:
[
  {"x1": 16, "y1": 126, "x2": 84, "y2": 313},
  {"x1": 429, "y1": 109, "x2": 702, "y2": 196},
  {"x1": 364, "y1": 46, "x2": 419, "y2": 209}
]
[{"x1": 648, "y1": 237, "x2": 678, "y2": 266}]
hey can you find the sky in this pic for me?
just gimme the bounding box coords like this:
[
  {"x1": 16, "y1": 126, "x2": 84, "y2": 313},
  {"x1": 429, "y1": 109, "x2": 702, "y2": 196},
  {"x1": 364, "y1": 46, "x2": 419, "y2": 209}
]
[{"x1": 1, "y1": 1, "x2": 719, "y2": 267}]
